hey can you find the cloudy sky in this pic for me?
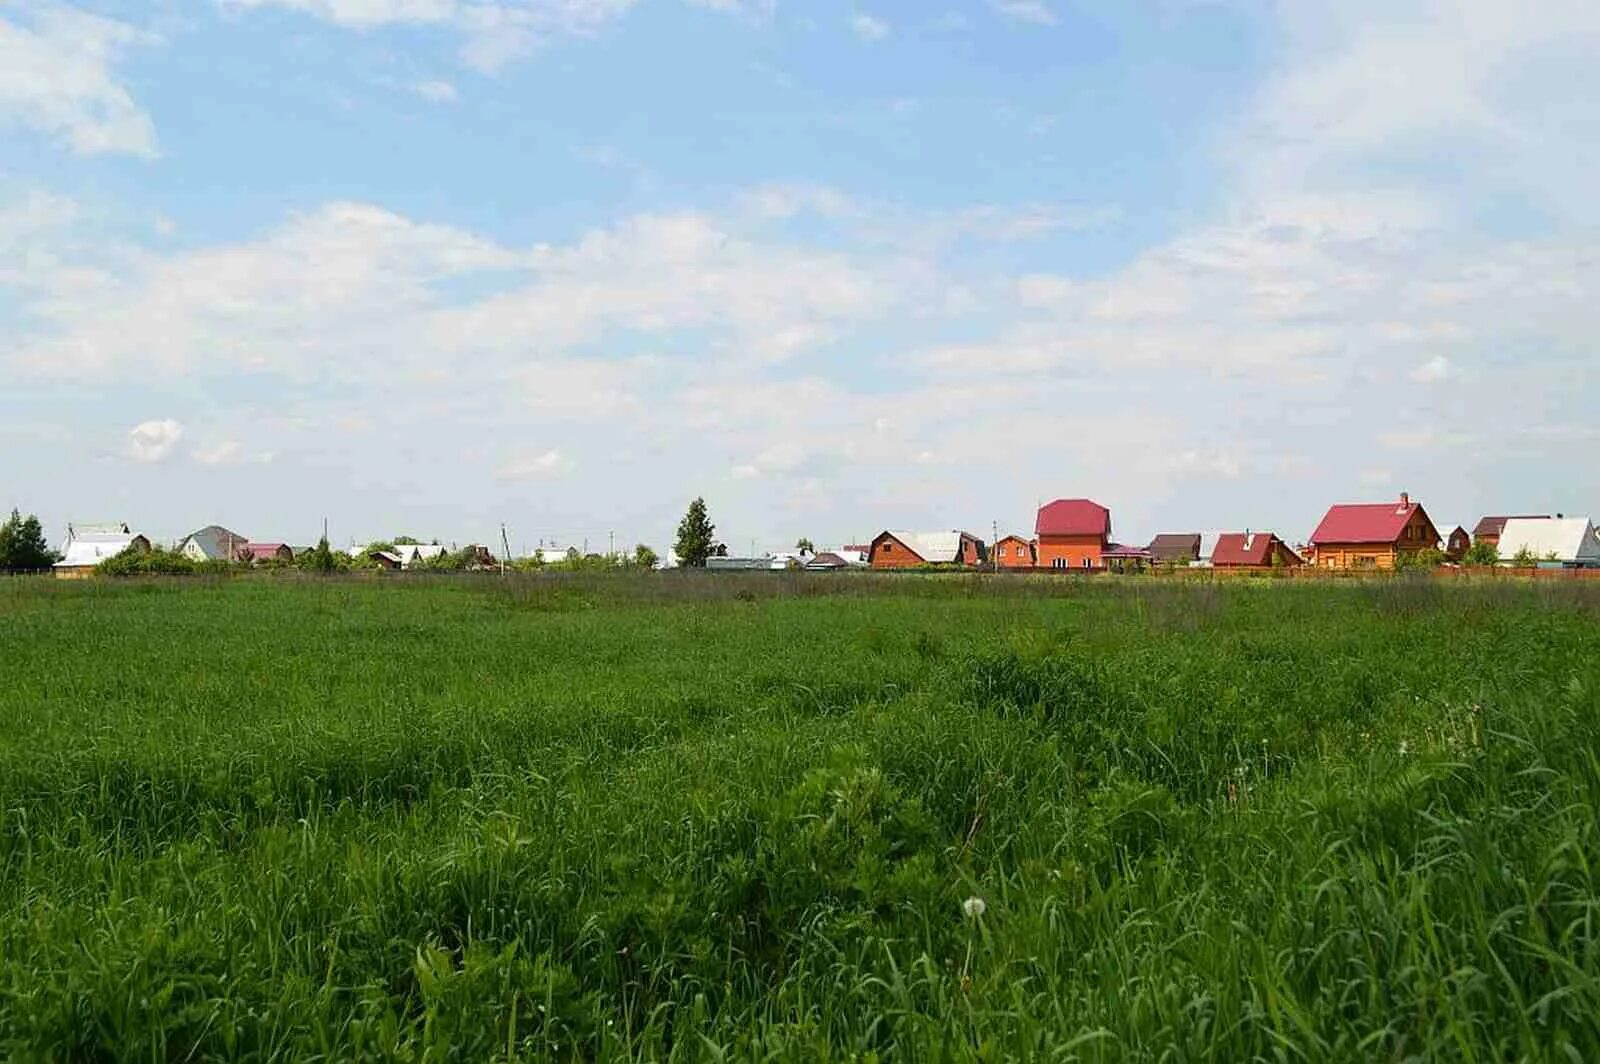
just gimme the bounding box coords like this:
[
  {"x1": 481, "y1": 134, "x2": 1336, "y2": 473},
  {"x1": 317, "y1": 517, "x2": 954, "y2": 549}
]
[{"x1": 3, "y1": 0, "x2": 1597, "y2": 553}]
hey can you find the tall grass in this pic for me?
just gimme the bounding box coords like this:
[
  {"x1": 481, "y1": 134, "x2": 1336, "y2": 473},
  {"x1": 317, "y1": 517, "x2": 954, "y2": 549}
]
[{"x1": 1, "y1": 575, "x2": 1598, "y2": 1060}]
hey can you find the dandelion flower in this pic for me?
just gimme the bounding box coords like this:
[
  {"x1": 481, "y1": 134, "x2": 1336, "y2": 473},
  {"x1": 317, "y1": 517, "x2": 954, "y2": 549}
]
[{"x1": 962, "y1": 896, "x2": 987, "y2": 919}]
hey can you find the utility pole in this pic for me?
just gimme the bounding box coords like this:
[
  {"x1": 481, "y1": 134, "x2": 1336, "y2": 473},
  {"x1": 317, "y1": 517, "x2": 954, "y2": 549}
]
[
  {"x1": 992, "y1": 519, "x2": 999, "y2": 574},
  {"x1": 500, "y1": 524, "x2": 511, "y2": 576},
  {"x1": 609, "y1": 529, "x2": 615, "y2": 558}
]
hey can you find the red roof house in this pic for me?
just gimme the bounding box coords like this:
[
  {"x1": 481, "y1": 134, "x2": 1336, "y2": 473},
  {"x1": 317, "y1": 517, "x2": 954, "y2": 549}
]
[
  {"x1": 1035, "y1": 498, "x2": 1111, "y2": 570},
  {"x1": 242, "y1": 542, "x2": 294, "y2": 563},
  {"x1": 1210, "y1": 532, "x2": 1302, "y2": 570},
  {"x1": 1308, "y1": 493, "x2": 1440, "y2": 570}
]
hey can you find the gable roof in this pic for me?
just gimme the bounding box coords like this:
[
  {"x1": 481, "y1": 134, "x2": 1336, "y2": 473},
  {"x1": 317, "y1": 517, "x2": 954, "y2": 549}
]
[
  {"x1": 182, "y1": 525, "x2": 249, "y2": 560},
  {"x1": 1147, "y1": 533, "x2": 1201, "y2": 562},
  {"x1": 1310, "y1": 499, "x2": 1432, "y2": 545},
  {"x1": 1210, "y1": 531, "x2": 1298, "y2": 566},
  {"x1": 804, "y1": 552, "x2": 851, "y2": 569},
  {"x1": 56, "y1": 532, "x2": 146, "y2": 568},
  {"x1": 1496, "y1": 517, "x2": 1600, "y2": 563},
  {"x1": 1036, "y1": 498, "x2": 1110, "y2": 537},
  {"x1": 876, "y1": 530, "x2": 971, "y2": 564},
  {"x1": 68, "y1": 522, "x2": 130, "y2": 537},
  {"x1": 244, "y1": 542, "x2": 292, "y2": 558},
  {"x1": 1473, "y1": 514, "x2": 1549, "y2": 538}
]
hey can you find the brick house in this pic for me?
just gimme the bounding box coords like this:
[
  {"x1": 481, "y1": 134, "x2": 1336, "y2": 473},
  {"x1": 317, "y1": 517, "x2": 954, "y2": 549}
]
[
  {"x1": 1209, "y1": 531, "x2": 1302, "y2": 570},
  {"x1": 1035, "y1": 498, "x2": 1111, "y2": 570},
  {"x1": 992, "y1": 534, "x2": 1036, "y2": 568},
  {"x1": 869, "y1": 530, "x2": 986, "y2": 569},
  {"x1": 1308, "y1": 493, "x2": 1440, "y2": 570}
]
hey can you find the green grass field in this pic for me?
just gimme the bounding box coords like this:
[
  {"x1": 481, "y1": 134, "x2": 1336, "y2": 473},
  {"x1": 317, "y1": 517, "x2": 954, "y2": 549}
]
[{"x1": 3, "y1": 574, "x2": 1599, "y2": 1060}]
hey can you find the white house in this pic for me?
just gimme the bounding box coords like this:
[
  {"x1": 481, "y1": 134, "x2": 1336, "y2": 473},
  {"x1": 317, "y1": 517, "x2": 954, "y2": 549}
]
[
  {"x1": 1496, "y1": 517, "x2": 1600, "y2": 568},
  {"x1": 55, "y1": 523, "x2": 149, "y2": 578}
]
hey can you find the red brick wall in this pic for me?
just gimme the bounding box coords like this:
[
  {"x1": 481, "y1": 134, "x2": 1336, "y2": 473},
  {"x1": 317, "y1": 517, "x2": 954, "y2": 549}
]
[
  {"x1": 993, "y1": 537, "x2": 1034, "y2": 568},
  {"x1": 1037, "y1": 534, "x2": 1106, "y2": 570},
  {"x1": 869, "y1": 533, "x2": 924, "y2": 569}
]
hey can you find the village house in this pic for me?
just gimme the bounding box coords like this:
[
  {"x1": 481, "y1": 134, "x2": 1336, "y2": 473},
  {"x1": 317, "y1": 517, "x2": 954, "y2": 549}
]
[
  {"x1": 1209, "y1": 531, "x2": 1302, "y2": 570},
  {"x1": 54, "y1": 523, "x2": 150, "y2": 579},
  {"x1": 1034, "y1": 499, "x2": 1111, "y2": 569},
  {"x1": 1472, "y1": 515, "x2": 1548, "y2": 549},
  {"x1": 178, "y1": 525, "x2": 249, "y2": 563},
  {"x1": 1444, "y1": 526, "x2": 1471, "y2": 562},
  {"x1": 1495, "y1": 517, "x2": 1600, "y2": 568},
  {"x1": 992, "y1": 534, "x2": 1036, "y2": 568},
  {"x1": 1308, "y1": 493, "x2": 1440, "y2": 570},
  {"x1": 1102, "y1": 544, "x2": 1152, "y2": 572},
  {"x1": 869, "y1": 530, "x2": 986, "y2": 569},
  {"x1": 242, "y1": 543, "x2": 295, "y2": 563},
  {"x1": 1147, "y1": 533, "x2": 1202, "y2": 566}
]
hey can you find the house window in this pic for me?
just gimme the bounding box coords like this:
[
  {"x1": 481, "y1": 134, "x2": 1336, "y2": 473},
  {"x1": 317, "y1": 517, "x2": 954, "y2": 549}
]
[
  {"x1": 1052, "y1": 558, "x2": 1066, "y2": 569},
  {"x1": 1082, "y1": 557, "x2": 1093, "y2": 569},
  {"x1": 881, "y1": 543, "x2": 891, "y2": 553}
]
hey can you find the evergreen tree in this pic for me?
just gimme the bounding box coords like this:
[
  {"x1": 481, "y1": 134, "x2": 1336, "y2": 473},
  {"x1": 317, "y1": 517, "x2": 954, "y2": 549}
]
[
  {"x1": 0, "y1": 510, "x2": 58, "y2": 570},
  {"x1": 674, "y1": 498, "x2": 716, "y2": 568}
]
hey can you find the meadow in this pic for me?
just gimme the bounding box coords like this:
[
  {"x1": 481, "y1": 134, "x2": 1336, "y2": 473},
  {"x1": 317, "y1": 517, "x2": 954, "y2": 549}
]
[{"x1": 2, "y1": 573, "x2": 1598, "y2": 1061}]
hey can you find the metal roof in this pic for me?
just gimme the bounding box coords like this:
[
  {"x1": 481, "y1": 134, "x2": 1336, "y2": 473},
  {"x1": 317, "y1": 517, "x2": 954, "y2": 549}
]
[
  {"x1": 1036, "y1": 499, "x2": 1110, "y2": 537},
  {"x1": 1496, "y1": 518, "x2": 1600, "y2": 564}
]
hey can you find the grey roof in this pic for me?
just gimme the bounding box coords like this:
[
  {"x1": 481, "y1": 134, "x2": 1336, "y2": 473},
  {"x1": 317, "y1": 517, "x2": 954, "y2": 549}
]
[{"x1": 180, "y1": 525, "x2": 249, "y2": 561}]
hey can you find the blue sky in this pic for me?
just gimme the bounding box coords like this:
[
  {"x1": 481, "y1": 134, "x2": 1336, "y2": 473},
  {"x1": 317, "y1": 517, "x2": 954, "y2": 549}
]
[{"x1": 2, "y1": 0, "x2": 1597, "y2": 554}]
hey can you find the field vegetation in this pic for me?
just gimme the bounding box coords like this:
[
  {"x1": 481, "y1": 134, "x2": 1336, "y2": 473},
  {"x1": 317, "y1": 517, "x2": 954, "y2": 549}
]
[{"x1": 2, "y1": 574, "x2": 1599, "y2": 1060}]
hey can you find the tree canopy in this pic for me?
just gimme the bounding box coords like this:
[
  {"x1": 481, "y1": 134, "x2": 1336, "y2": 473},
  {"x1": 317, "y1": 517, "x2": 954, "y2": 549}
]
[
  {"x1": 0, "y1": 510, "x2": 57, "y2": 570},
  {"x1": 674, "y1": 498, "x2": 716, "y2": 568}
]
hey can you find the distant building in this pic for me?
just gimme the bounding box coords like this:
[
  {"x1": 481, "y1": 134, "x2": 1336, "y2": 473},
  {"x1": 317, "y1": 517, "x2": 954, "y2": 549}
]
[
  {"x1": 1444, "y1": 526, "x2": 1471, "y2": 562},
  {"x1": 179, "y1": 525, "x2": 249, "y2": 563},
  {"x1": 54, "y1": 523, "x2": 150, "y2": 578},
  {"x1": 869, "y1": 530, "x2": 985, "y2": 568},
  {"x1": 992, "y1": 534, "x2": 1036, "y2": 568},
  {"x1": 804, "y1": 552, "x2": 855, "y2": 571},
  {"x1": 1209, "y1": 531, "x2": 1302, "y2": 570},
  {"x1": 242, "y1": 543, "x2": 294, "y2": 563},
  {"x1": 1147, "y1": 533, "x2": 1202, "y2": 566},
  {"x1": 1102, "y1": 543, "x2": 1153, "y2": 572},
  {"x1": 1035, "y1": 499, "x2": 1111, "y2": 570},
  {"x1": 1308, "y1": 493, "x2": 1440, "y2": 570},
  {"x1": 1495, "y1": 517, "x2": 1600, "y2": 568},
  {"x1": 1472, "y1": 514, "x2": 1549, "y2": 549}
]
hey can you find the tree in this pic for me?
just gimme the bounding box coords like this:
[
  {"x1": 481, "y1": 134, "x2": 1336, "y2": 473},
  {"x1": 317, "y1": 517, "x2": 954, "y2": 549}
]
[
  {"x1": 0, "y1": 510, "x2": 58, "y2": 570},
  {"x1": 633, "y1": 544, "x2": 659, "y2": 569},
  {"x1": 795, "y1": 537, "x2": 815, "y2": 555},
  {"x1": 1512, "y1": 545, "x2": 1538, "y2": 568},
  {"x1": 675, "y1": 498, "x2": 716, "y2": 568},
  {"x1": 1462, "y1": 540, "x2": 1499, "y2": 567},
  {"x1": 394, "y1": 536, "x2": 422, "y2": 546},
  {"x1": 300, "y1": 536, "x2": 337, "y2": 574}
]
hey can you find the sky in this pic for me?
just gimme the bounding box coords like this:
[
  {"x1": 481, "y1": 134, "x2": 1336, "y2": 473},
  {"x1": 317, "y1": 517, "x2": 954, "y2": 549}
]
[{"x1": 2, "y1": 0, "x2": 1598, "y2": 554}]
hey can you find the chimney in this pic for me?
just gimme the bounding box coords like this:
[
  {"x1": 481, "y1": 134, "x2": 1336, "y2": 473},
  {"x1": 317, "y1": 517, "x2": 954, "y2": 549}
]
[{"x1": 1399, "y1": 492, "x2": 1410, "y2": 507}]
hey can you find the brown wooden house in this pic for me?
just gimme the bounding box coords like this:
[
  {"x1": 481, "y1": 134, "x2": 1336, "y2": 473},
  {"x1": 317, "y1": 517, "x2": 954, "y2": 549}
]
[
  {"x1": 1472, "y1": 515, "x2": 1548, "y2": 549},
  {"x1": 1308, "y1": 493, "x2": 1440, "y2": 570},
  {"x1": 1209, "y1": 531, "x2": 1302, "y2": 570},
  {"x1": 1444, "y1": 526, "x2": 1471, "y2": 562}
]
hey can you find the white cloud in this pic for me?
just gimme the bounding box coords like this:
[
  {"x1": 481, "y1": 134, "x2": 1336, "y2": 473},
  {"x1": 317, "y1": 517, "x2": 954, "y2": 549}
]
[
  {"x1": 192, "y1": 440, "x2": 242, "y2": 466},
  {"x1": 414, "y1": 79, "x2": 458, "y2": 102},
  {"x1": 126, "y1": 419, "x2": 183, "y2": 463},
  {"x1": 851, "y1": 13, "x2": 888, "y2": 41},
  {"x1": 991, "y1": 1, "x2": 1056, "y2": 26},
  {"x1": 1409, "y1": 355, "x2": 1451, "y2": 383},
  {"x1": 0, "y1": 5, "x2": 158, "y2": 156},
  {"x1": 499, "y1": 449, "x2": 570, "y2": 478}
]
